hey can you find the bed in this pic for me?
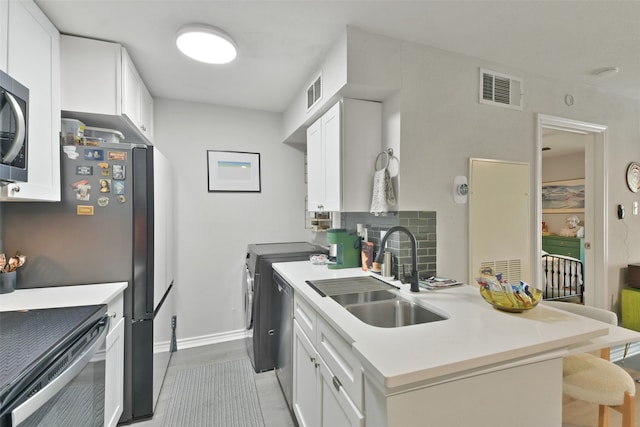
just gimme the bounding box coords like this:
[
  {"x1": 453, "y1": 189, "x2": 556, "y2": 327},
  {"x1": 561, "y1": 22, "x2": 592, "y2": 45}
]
[{"x1": 542, "y1": 253, "x2": 584, "y2": 303}]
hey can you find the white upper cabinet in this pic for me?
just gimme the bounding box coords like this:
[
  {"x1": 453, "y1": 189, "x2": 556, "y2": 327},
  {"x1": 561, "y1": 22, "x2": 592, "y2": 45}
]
[
  {"x1": 60, "y1": 35, "x2": 154, "y2": 143},
  {"x1": 306, "y1": 98, "x2": 381, "y2": 212},
  {"x1": 0, "y1": 0, "x2": 61, "y2": 201},
  {"x1": 122, "y1": 48, "x2": 153, "y2": 140}
]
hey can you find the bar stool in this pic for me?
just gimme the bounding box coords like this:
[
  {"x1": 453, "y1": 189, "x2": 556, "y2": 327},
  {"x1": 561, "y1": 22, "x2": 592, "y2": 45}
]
[{"x1": 544, "y1": 301, "x2": 636, "y2": 427}]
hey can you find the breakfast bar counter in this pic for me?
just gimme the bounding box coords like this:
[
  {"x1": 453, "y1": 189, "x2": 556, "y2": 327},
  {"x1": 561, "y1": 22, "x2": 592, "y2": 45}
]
[{"x1": 273, "y1": 261, "x2": 640, "y2": 427}]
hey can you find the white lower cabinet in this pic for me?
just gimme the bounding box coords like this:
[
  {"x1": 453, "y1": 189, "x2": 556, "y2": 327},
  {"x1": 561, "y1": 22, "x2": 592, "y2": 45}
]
[
  {"x1": 293, "y1": 321, "x2": 320, "y2": 427},
  {"x1": 293, "y1": 297, "x2": 364, "y2": 427},
  {"x1": 105, "y1": 316, "x2": 124, "y2": 427},
  {"x1": 318, "y1": 359, "x2": 364, "y2": 427},
  {"x1": 104, "y1": 291, "x2": 125, "y2": 427}
]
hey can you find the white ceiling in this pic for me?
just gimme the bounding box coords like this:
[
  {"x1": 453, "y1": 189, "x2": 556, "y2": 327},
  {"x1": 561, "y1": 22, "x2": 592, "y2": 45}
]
[{"x1": 35, "y1": 0, "x2": 640, "y2": 114}]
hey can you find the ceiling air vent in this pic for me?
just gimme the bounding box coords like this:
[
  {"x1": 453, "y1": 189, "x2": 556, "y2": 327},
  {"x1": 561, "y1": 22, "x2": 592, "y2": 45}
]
[
  {"x1": 479, "y1": 68, "x2": 523, "y2": 111},
  {"x1": 306, "y1": 73, "x2": 322, "y2": 110}
]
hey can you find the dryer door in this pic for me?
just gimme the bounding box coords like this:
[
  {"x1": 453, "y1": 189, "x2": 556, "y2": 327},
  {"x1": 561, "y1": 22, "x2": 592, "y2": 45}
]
[{"x1": 243, "y1": 263, "x2": 254, "y2": 329}]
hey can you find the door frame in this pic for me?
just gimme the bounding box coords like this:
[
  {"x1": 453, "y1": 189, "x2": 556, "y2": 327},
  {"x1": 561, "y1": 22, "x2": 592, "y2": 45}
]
[{"x1": 535, "y1": 114, "x2": 608, "y2": 308}]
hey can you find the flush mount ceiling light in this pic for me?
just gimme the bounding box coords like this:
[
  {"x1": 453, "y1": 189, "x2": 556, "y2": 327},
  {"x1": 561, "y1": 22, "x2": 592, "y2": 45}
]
[
  {"x1": 176, "y1": 24, "x2": 237, "y2": 64},
  {"x1": 591, "y1": 66, "x2": 620, "y2": 79}
]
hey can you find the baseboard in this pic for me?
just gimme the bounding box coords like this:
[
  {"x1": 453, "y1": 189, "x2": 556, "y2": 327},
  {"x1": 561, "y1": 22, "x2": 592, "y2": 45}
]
[
  {"x1": 611, "y1": 341, "x2": 640, "y2": 362},
  {"x1": 174, "y1": 329, "x2": 248, "y2": 351}
]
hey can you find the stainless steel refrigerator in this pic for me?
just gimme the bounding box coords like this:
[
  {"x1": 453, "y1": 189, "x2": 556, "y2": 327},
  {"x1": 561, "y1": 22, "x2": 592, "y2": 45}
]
[{"x1": 1, "y1": 141, "x2": 175, "y2": 423}]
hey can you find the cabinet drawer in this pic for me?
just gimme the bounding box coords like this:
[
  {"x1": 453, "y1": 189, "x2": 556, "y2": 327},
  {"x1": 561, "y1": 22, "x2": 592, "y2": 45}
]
[
  {"x1": 316, "y1": 317, "x2": 363, "y2": 410},
  {"x1": 542, "y1": 236, "x2": 581, "y2": 259},
  {"x1": 294, "y1": 295, "x2": 317, "y2": 346}
]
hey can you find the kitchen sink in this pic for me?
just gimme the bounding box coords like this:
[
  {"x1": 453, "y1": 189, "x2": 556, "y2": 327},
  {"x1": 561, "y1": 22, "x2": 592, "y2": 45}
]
[
  {"x1": 345, "y1": 299, "x2": 447, "y2": 328},
  {"x1": 330, "y1": 289, "x2": 397, "y2": 306}
]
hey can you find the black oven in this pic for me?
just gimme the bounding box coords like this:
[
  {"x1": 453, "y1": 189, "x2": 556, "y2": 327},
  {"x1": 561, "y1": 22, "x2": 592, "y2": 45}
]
[
  {"x1": 0, "y1": 69, "x2": 28, "y2": 183},
  {"x1": 0, "y1": 305, "x2": 108, "y2": 427}
]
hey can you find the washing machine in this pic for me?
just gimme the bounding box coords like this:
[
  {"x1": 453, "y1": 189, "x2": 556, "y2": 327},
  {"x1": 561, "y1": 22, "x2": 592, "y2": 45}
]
[{"x1": 243, "y1": 242, "x2": 327, "y2": 373}]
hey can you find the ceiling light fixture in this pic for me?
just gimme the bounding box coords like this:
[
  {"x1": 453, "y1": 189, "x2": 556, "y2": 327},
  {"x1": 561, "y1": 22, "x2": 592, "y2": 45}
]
[
  {"x1": 176, "y1": 24, "x2": 237, "y2": 64},
  {"x1": 592, "y1": 67, "x2": 619, "y2": 79}
]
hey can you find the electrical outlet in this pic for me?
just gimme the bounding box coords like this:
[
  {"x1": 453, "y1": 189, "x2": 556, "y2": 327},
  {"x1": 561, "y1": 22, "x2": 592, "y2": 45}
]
[{"x1": 634, "y1": 201, "x2": 638, "y2": 216}]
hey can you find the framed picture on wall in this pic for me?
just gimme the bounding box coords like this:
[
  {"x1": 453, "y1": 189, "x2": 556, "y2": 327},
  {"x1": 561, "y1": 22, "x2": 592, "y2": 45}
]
[
  {"x1": 207, "y1": 150, "x2": 261, "y2": 192},
  {"x1": 542, "y1": 178, "x2": 584, "y2": 213}
]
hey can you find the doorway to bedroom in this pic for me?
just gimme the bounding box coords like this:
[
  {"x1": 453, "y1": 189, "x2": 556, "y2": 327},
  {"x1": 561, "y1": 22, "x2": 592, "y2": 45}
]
[{"x1": 536, "y1": 115, "x2": 608, "y2": 309}]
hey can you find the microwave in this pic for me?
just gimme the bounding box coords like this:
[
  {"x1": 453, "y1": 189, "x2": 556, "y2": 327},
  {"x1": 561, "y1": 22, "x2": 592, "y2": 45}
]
[{"x1": 0, "y1": 69, "x2": 28, "y2": 183}]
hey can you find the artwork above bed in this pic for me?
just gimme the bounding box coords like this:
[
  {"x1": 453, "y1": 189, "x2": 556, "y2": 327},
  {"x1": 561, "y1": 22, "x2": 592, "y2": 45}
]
[{"x1": 542, "y1": 178, "x2": 585, "y2": 213}]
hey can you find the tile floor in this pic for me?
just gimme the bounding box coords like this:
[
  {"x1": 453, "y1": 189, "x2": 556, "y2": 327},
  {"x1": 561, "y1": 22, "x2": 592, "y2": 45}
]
[
  {"x1": 129, "y1": 339, "x2": 640, "y2": 427},
  {"x1": 131, "y1": 339, "x2": 295, "y2": 427}
]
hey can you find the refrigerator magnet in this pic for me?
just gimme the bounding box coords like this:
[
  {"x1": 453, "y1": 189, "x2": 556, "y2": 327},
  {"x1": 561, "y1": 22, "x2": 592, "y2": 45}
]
[
  {"x1": 75, "y1": 184, "x2": 91, "y2": 201},
  {"x1": 97, "y1": 197, "x2": 109, "y2": 207},
  {"x1": 70, "y1": 179, "x2": 89, "y2": 189},
  {"x1": 84, "y1": 149, "x2": 104, "y2": 161},
  {"x1": 97, "y1": 162, "x2": 109, "y2": 169},
  {"x1": 113, "y1": 180, "x2": 125, "y2": 195},
  {"x1": 109, "y1": 151, "x2": 127, "y2": 161},
  {"x1": 76, "y1": 165, "x2": 93, "y2": 176},
  {"x1": 112, "y1": 164, "x2": 125, "y2": 180},
  {"x1": 99, "y1": 179, "x2": 111, "y2": 193},
  {"x1": 76, "y1": 205, "x2": 94, "y2": 216},
  {"x1": 118, "y1": 195, "x2": 126, "y2": 203}
]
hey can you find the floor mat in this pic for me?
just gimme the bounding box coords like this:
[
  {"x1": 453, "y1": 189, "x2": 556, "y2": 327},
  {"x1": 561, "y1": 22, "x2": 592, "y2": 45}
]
[{"x1": 162, "y1": 359, "x2": 265, "y2": 427}]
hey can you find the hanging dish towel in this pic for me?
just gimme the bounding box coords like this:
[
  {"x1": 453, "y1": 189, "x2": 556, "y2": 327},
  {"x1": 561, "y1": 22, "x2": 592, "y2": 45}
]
[{"x1": 370, "y1": 168, "x2": 396, "y2": 216}]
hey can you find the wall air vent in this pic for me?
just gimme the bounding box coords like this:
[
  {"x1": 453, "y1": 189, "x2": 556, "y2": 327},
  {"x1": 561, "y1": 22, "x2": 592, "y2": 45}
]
[
  {"x1": 480, "y1": 259, "x2": 522, "y2": 285},
  {"x1": 479, "y1": 68, "x2": 523, "y2": 111},
  {"x1": 306, "y1": 72, "x2": 322, "y2": 110}
]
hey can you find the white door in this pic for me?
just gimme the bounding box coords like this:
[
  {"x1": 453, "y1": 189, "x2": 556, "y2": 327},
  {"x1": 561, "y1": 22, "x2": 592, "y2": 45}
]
[{"x1": 469, "y1": 158, "x2": 530, "y2": 285}]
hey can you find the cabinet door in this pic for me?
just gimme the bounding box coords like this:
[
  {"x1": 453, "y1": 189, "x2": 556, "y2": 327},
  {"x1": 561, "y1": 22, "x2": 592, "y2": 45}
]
[
  {"x1": 318, "y1": 358, "x2": 364, "y2": 427},
  {"x1": 105, "y1": 317, "x2": 125, "y2": 427},
  {"x1": 122, "y1": 48, "x2": 141, "y2": 128},
  {"x1": 316, "y1": 318, "x2": 362, "y2": 407},
  {"x1": 307, "y1": 117, "x2": 324, "y2": 211},
  {"x1": 140, "y1": 84, "x2": 154, "y2": 140},
  {"x1": 293, "y1": 321, "x2": 319, "y2": 427},
  {"x1": 2, "y1": 0, "x2": 60, "y2": 201},
  {"x1": 321, "y1": 101, "x2": 341, "y2": 212}
]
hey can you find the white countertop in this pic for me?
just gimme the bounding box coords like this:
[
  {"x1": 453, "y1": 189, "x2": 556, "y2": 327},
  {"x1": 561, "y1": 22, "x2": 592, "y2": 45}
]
[
  {"x1": 0, "y1": 282, "x2": 128, "y2": 312},
  {"x1": 274, "y1": 261, "x2": 640, "y2": 392}
]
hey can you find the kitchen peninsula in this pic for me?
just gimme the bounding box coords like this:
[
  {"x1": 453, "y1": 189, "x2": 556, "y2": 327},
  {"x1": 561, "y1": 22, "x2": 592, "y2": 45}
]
[{"x1": 274, "y1": 261, "x2": 640, "y2": 427}]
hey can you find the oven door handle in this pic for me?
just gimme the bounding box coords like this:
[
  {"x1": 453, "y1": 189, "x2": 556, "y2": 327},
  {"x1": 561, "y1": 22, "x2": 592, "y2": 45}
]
[
  {"x1": 2, "y1": 91, "x2": 26, "y2": 164},
  {"x1": 11, "y1": 317, "x2": 110, "y2": 426}
]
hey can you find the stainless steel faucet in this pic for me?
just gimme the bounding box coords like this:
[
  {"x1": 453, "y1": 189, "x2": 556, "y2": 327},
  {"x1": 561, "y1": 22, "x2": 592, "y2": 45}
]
[{"x1": 374, "y1": 226, "x2": 420, "y2": 292}]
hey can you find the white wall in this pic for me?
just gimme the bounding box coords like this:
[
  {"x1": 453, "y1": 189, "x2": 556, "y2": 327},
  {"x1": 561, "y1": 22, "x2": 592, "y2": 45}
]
[
  {"x1": 155, "y1": 32, "x2": 640, "y2": 341},
  {"x1": 153, "y1": 99, "x2": 309, "y2": 344},
  {"x1": 389, "y1": 39, "x2": 640, "y2": 305}
]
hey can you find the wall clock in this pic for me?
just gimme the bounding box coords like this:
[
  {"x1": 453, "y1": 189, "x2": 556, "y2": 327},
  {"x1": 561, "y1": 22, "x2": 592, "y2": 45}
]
[{"x1": 627, "y1": 161, "x2": 640, "y2": 192}]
